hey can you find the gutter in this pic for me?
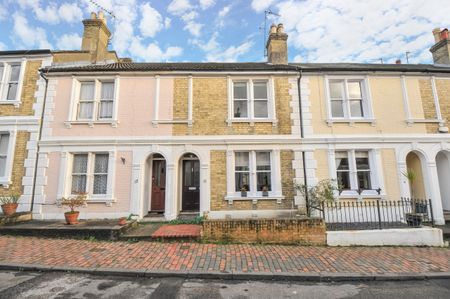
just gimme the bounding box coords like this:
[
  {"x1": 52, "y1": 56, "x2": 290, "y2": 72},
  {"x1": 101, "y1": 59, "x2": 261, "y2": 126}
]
[
  {"x1": 30, "y1": 69, "x2": 49, "y2": 213},
  {"x1": 296, "y1": 66, "x2": 309, "y2": 215}
]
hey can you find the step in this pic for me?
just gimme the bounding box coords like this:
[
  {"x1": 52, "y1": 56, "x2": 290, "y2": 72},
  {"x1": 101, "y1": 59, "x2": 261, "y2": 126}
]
[
  {"x1": 177, "y1": 212, "x2": 200, "y2": 221},
  {"x1": 151, "y1": 224, "x2": 201, "y2": 241}
]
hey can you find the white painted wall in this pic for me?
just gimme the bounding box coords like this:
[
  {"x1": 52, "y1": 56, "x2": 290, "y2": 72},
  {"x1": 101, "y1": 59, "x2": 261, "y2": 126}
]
[
  {"x1": 436, "y1": 152, "x2": 450, "y2": 211},
  {"x1": 327, "y1": 227, "x2": 444, "y2": 247}
]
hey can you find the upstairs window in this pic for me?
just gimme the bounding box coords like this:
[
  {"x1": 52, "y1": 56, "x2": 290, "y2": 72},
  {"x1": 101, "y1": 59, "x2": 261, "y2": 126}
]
[
  {"x1": 232, "y1": 80, "x2": 271, "y2": 119},
  {"x1": 0, "y1": 134, "x2": 10, "y2": 177},
  {"x1": 0, "y1": 62, "x2": 24, "y2": 103},
  {"x1": 74, "y1": 79, "x2": 116, "y2": 121},
  {"x1": 328, "y1": 78, "x2": 370, "y2": 119}
]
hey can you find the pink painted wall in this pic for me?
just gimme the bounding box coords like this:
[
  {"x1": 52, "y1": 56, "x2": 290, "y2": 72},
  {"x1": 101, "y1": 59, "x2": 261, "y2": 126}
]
[
  {"x1": 50, "y1": 77, "x2": 174, "y2": 137},
  {"x1": 42, "y1": 151, "x2": 133, "y2": 216}
]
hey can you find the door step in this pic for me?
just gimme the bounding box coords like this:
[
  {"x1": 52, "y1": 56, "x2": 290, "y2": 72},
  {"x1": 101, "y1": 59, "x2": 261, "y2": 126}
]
[
  {"x1": 444, "y1": 211, "x2": 450, "y2": 222},
  {"x1": 178, "y1": 212, "x2": 200, "y2": 221}
]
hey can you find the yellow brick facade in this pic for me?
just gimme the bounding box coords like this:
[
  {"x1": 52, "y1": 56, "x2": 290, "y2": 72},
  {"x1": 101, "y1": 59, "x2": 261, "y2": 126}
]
[
  {"x1": 0, "y1": 131, "x2": 29, "y2": 196},
  {"x1": 209, "y1": 150, "x2": 295, "y2": 212},
  {"x1": 173, "y1": 77, "x2": 292, "y2": 135}
]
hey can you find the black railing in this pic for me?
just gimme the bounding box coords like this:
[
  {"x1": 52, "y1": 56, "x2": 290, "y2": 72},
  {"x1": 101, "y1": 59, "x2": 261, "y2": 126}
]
[{"x1": 322, "y1": 198, "x2": 434, "y2": 231}]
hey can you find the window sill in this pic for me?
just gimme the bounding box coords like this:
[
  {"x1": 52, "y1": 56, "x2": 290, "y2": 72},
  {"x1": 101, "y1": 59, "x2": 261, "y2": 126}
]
[
  {"x1": 338, "y1": 194, "x2": 385, "y2": 200},
  {"x1": 152, "y1": 119, "x2": 193, "y2": 127},
  {"x1": 0, "y1": 179, "x2": 11, "y2": 188},
  {"x1": 406, "y1": 119, "x2": 445, "y2": 126},
  {"x1": 0, "y1": 100, "x2": 20, "y2": 108},
  {"x1": 64, "y1": 120, "x2": 119, "y2": 128},
  {"x1": 326, "y1": 118, "x2": 376, "y2": 126},
  {"x1": 226, "y1": 118, "x2": 278, "y2": 127},
  {"x1": 225, "y1": 195, "x2": 285, "y2": 204}
]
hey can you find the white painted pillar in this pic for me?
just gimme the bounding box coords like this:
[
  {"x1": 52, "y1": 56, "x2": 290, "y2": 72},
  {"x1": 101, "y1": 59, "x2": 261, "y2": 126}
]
[
  {"x1": 272, "y1": 149, "x2": 282, "y2": 197},
  {"x1": 397, "y1": 161, "x2": 411, "y2": 199},
  {"x1": 130, "y1": 164, "x2": 143, "y2": 218},
  {"x1": 200, "y1": 162, "x2": 209, "y2": 215},
  {"x1": 425, "y1": 161, "x2": 445, "y2": 225},
  {"x1": 164, "y1": 163, "x2": 177, "y2": 220}
]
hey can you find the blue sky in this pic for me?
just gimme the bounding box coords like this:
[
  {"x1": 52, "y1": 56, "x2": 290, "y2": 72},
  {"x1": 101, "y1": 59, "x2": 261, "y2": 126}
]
[{"x1": 0, "y1": 0, "x2": 449, "y2": 64}]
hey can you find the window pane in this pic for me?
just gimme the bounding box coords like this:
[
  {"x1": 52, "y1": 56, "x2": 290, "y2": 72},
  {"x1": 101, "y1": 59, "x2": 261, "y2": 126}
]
[
  {"x1": 253, "y1": 82, "x2": 268, "y2": 99},
  {"x1": 348, "y1": 81, "x2": 362, "y2": 99},
  {"x1": 335, "y1": 152, "x2": 349, "y2": 170},
  {"x1": 80, "y1": 82, "x2": 95, "y2": 100},
  {"x1": 257, "y1": 172, "x2": 271, "y2": 191},
  {"x1": 6, "y1": 83, "x2": 17, "y2": 101},
  {"x1": 93, "y1": 175, "x2": 108, "y2": 194},
  {"x1": 357, "y1": 171, "x2": 371, "y2": 190},
  {"x1": 355, "y1": 152, "x2": 370, "y2": 170},
  {"x1": 0, "y1": 66, "x2": 4, "y2": 81},
  {"x1": 99, "y1": 101, "x2": 113, "y2": 119},
  {"x1": 350, "y1": 100, "x2": 363, "y2": 117},
  {"x1": 101, "y1": 82, "x2": 114, "y2": 99},
  {"x1": 235, "y1": 152, "x2": 249, "y2": 171},
  {"x1": 337, "y1": 171, "x2": 350, "y2": 189},
  {"x1": 72, "y1": 154, "x2": 88, "y2": 173},
  {"x1": 235, "y1": 172, "x2": 250, "y2": 191},
  {"x1": 233, "y1": 82, "x2": 247, "y2": 99},
  {"x1": 78, "y1": 102, "x2": 94, "y2": 119},
  {"x1": 254, "y1": 100, "x2": 268, "y2": 118},
  {"x1": 331, "y1": 100, "x2": 344, "y2": 117},
  {"x1": 329, "y1": 81, "x2": 343, "y2": 98},
  {"x1": 94, "y1": 154, "x2": 109, "y2": 173},
  {"x1": 0, "y1": 157, "x2": 6, "y2": 177},
  {"x1": 256, "y1": 152, "x2": 270, "y2": 170},
  {"x1": 234, "y1": 100, "x2": 248, "y2": 118},
  {"x1": 9, "y1": 64, "x2": 21, "y2": 82},
  {"x1": 0, "y1": 134, "x2": 10, "y2": 155},
  {"x1": 71, "y1": 175, "x2": 87, "y2": 194}
]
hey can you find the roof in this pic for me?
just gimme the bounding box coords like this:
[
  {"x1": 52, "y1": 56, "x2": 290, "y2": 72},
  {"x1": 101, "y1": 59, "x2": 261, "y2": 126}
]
[
  {"x1": 0, "y1": 49, "x2": 51, "y2": 56},
  {"x1": 43, "y1": 61, "x2": 450, "y2": 74}
]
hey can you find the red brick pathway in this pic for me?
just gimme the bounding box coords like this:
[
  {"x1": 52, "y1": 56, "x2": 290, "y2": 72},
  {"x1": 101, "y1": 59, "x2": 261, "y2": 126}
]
[
  {"x1": 0, "y1": 236, "x2": 448, "y2": 274},
  {"x1": 151, "y1": 224, "x2": 201, "y2": 238}
]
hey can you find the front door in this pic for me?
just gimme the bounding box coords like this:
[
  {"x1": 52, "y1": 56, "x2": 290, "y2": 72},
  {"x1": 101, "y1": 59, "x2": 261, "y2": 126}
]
[
  {"x1": 151, "y1": 159, "x2": 166, "y2": 212},
  {"x1": 182, "y1": 159, "x2": 200, "y2": 211}
]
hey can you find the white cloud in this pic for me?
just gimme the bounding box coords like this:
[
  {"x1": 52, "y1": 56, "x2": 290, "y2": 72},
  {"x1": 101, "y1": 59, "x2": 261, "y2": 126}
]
[
  {"x1": 217, "y1": 5, "x2": 231, "y2": 27},
  {"x1": 17, "y1": 0, "x2": 82, "y2": 24},
  {"x1": 139, "y1": 3, "x2": 164, "y2": 38},
  {"x1": 129, "y1": 38, "x2": 183, "y2": 61},
  {"x1": 0, "y1": 42, "x2": 6, "y2": 51},
  {"x1": 13, "y1": 13, "x2": 51, "y2": 48},
  {"x1": 168, "y1": 0, "x2": 192, "y2": 16},
  {"x1": 251, "y1": 0, "x2": 275, "y2": 12},
  {"x1": 56, "y1": 33, "x2": 82, "y2": 50},
  {"x1": 199, "y1": 0, "x2": 215, "y2": 10},
  {"x1": 184, "y1": 22, "x2": 203, "y2": 37},
  {"x1": 58, "y1": 3, "x2": 83, "y2": 23},
  {"x1": 206, "y1": 41, "x2": 253, "y2": 62},
  {"x1": 164, "y1": 17, "x2": 172, "y2": 28}
]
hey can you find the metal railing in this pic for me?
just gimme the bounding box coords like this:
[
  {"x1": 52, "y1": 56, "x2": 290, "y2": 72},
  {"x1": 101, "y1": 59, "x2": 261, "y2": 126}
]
[{"x1": 321, "y1": 198, "x2": 434, "y2": 231}]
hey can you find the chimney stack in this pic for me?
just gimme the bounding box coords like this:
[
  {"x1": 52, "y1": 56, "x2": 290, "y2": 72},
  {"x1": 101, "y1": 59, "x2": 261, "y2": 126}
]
[
  {"x1": 266, "y1": 23, "x2": 288, "y2": 64},
  {"x1": 395, "y1": 59, "x2": 402, "y2": 64},
  {"x1": 81, "y1": 11, "x2": 112, "y2": 63},
  {"x1": 430, "y1": 27, "x2": 450, "y2": 65}
]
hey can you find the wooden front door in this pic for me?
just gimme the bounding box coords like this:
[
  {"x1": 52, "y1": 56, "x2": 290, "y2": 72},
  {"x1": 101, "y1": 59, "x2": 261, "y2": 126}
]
[
  {"x1": 182, "y1": 159, "x2": 200, "y2": 211},
  {"x1": 151, "y1": 159, "x2": 166, "y2": 211}
]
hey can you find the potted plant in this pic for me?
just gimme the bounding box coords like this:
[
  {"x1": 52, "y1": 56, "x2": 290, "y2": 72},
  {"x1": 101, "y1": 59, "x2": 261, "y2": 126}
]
[
  {"x1": 296, "y1": 179, "x2": 338, "y2": 217},
  {"x1": 240, "y1": 186, "x2": 248, "y2": 197},
  {"x1": 406, "y1": 213, "x2": 423, "y2": 227},
  {"x1": 118, "y1": 217, "x2": 127, "y2": 226},
  {"x1": 0, "y1": 193, "x2": 20, "y2": 217},
  {"x1": 262, "y1": 185, "x2": 269, "y2": 197},
  {"x1": 60, "y1": 193, "x2": 87, "y2": 225}
]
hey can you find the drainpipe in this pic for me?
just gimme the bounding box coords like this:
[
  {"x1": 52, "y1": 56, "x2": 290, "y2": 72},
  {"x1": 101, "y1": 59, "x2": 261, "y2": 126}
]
[
  {"x1": 30, "y1": 69, "x2": 49, "y2": 214},
  {"x1": 296, "y1": 67, "x2": 309, "y2": 215}
]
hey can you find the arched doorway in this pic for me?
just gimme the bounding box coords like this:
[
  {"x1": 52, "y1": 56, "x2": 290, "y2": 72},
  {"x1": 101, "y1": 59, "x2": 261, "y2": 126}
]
[
  {"x1": 180, "y1": 153, "x2": 200, "y2": 212},
  {"x1": 436, "y1": 151, "x2": 450, "y2": 211},
  {"x1": 145, "y1": 153, "x2": 166, "y2": 215},
  {"x1": 405, "y1": 152, "x2": 426, "y2": 199}
]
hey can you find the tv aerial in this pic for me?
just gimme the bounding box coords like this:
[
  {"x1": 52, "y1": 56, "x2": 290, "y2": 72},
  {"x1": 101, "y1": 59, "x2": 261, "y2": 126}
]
[{"x1": 263, "y1": 9, "x2": 281, "y2": 57}]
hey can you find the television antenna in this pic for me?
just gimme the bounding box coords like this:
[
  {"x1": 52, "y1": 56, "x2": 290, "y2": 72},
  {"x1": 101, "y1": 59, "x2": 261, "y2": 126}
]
[
  {"x1": 405, "y1": 51, "x2": 411, "y2": 64},
  {"x1": 263, "y1": 9, "x2": 281, "y2": 57},
  {"x1": 87, "y1": 0, "x2": 116, "y2": 44}
]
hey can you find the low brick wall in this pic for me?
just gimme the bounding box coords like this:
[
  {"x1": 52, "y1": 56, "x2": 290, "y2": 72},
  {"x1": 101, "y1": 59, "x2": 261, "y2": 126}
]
[{"x1": 202, "y1": 218, "x2": 326, "y2": 245}]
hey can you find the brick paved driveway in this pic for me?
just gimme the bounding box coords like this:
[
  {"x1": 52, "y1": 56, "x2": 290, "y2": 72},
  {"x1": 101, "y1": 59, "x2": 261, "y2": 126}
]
[{"x1": 0, "y1": 236, "x2": 448, "y2": 274}]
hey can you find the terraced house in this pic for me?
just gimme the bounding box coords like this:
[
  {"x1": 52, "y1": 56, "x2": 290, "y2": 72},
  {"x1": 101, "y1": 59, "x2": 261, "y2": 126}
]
[{"x1": 14, "y1": 13, "x2": 450, "y2": 225}]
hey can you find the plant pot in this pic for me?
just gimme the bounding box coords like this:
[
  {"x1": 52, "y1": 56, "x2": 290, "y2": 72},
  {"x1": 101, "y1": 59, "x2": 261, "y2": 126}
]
[
  {"x1": 414, "y1": 202, "x2": 427, "y2": 214},
  {"x1": 262, "y1": 191, "x2": 269, "y2": 197},
  {"x1": 1, "y1": 203, "x2": 18, "y2": 217},
  {"x1": 406, "y1": 213, "x2": 423, "y2": 227},
  {"x1": 240, "y1": 191, "x2": 247, "y2": 197},
  {"x1": 118, "y1": 218, "x2": 127, "y2": 226},
  {"x1": 440, "y1": 30, "x2": 449, "y2": 40},
  {"x1": 64, "y1": 211, "x2": 80, "y2": 225}
]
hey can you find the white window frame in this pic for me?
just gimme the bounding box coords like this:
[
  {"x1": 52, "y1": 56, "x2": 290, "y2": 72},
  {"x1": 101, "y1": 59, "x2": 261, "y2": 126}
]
[
  {"x1": 61, "y1": 151, "x2": 116, "y2": 204},
  {"x1": 227, "y1": 76, "x2": 277, "y2": 126},
  {"x1": 324, "y1": 76, "x2": 375, "y2": 125},
  {"x1": 0, "y1": 130, "x2": 16, "y2": 187},
  {"x1": 65, "y1": 76, "x2": 120, "y2": 128},
  {"x1": 329, "y1": 149, "x2": 384, "y2": 198},
  {"x1": 225, "y1": 149, "x2": 283, "y2": 203},
  {"x1": 0, "y1": 60, "x2": 26, "y2": 107}
]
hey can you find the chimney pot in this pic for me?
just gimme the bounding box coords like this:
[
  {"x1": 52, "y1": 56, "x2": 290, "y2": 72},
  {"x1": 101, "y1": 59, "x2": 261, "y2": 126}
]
[
  {"x1": 440, "y1": 28, "x2": 449, "y2": 40},
  {"x1": 277, "y1": 23, "x2": 285, "y2": 34},
  {"x1": 270, "y1": 24, "x2": 277, "y2": 34},
  {"x1": 98, "y1": 11, "x2": 106, "y2": 25},
  {"x1": 395, "y1": 59, "x2": 401, "y2": 64},
  {"x1": 90, "y1": 12, "x2": 97, "y2": 19},
  {"x1": 266, "y1": 23, "x2": 288, "y2": 64}
]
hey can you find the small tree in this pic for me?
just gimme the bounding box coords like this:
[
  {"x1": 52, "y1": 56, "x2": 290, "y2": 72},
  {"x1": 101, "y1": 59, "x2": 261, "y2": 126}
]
[
  {"x1": 60, "y1": 193, "x2": 87, "y2": 214},
  {"x1": 402, "y1": 168, "x2": 416, "y2": 198},
  {"x1": 296, "y1": 179, "x2": 339, "y2": 216}
]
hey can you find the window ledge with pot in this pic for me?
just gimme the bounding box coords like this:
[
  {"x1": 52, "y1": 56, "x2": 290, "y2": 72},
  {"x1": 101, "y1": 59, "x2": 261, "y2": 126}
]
[
  {"x1": 0, "y1": 178, "x2": 11, "y2": 188},
  {"x1": 226, "y1": 118, "x2": 278, "y2": 127},
  {"x1": 57, "y1": 196, "x2": 116, "y2": 207},
  {"x1": 0, "y1": 100, "x2": 20, "y2": 107},
  {"x1": 225, "y1": 194, "x2": 285, "y2": 204},
  {"x1": 64, "y1": 120, "x2": 119, "y2": 128},
  {"x1": 326, "y1": 118, "x2": 376, "y2": 126},
  {"x1": 338, "y1": 189, "x2": 385, "y2": 200}
]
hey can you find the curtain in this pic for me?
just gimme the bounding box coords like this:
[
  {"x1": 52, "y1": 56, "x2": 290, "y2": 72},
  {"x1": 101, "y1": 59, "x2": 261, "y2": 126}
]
[
  {"x1": 93, "y1": 154, "x2": 108, "y2": 195},
  {"x1": 101, "y1": 82, "x2": 114, "y2": 99},
  {"x1": 80, "y1": 82, "x2": 95, "y2": 100},
  {"x1": 235, "y1": 152, "x2": 249, "y2": 170},
  {"x1": 71, "y1": 154, "x2": 88, "y2": 194},
  {"x1": 256, "y1": 152, "x2": 270, "y2": 170}
]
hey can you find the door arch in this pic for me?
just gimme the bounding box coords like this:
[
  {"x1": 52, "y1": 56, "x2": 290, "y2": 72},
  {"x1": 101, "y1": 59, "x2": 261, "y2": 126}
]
[
  {"x1": 180, "y1": 153, "x2": 200, "y2": 212},
  {"x1": 405, "y1": 151, "x2": 426, "y2": 199}
]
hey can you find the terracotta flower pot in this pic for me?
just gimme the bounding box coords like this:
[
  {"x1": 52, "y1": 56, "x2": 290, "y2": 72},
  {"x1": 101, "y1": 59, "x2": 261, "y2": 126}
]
[
  {"x1": 64, "y1": 211, "x2": 80, "y2": 225},
  {"x1": 118, "y1": 218, "x2": 127, "y2": 226},
  {"x1": 1, "y1": 203, "x2": 18, "y2": 217}
]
